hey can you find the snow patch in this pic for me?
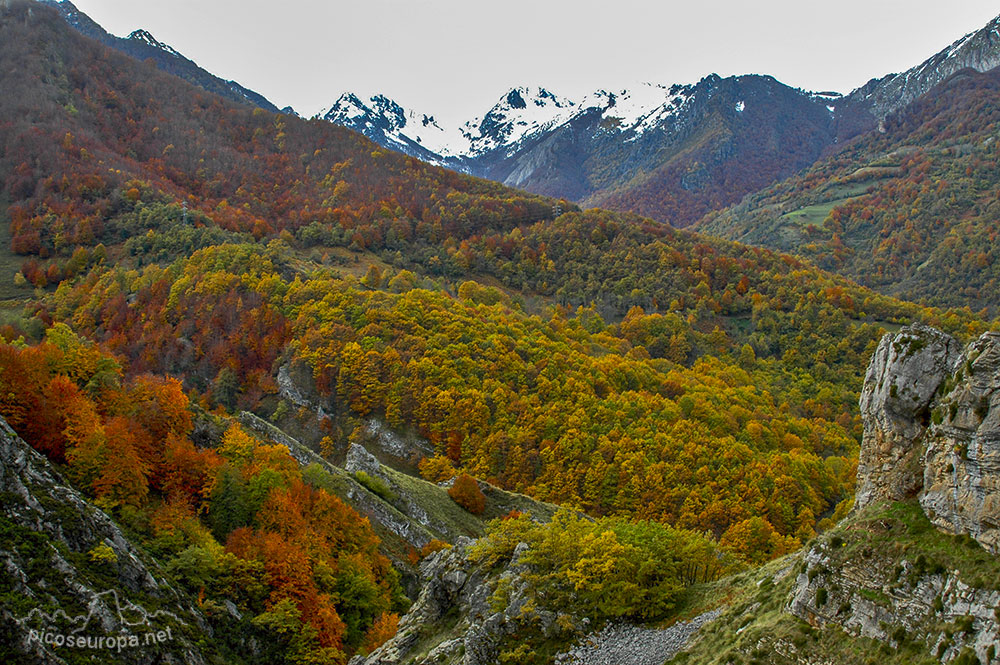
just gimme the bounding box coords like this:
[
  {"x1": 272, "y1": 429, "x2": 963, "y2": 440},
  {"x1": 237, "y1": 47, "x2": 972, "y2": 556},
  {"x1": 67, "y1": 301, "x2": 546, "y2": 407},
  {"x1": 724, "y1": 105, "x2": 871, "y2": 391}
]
[{"x1": 126, "y1": 29, "x2": 182, "y2": 58}]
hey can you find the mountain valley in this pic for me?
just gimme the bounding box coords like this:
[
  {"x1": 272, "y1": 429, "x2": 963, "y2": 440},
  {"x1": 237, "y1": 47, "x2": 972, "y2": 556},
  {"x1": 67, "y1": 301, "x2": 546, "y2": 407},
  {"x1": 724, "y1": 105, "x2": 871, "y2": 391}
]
[{"x1": 1, "y1": 1, "x2": 999, "y2": 664}]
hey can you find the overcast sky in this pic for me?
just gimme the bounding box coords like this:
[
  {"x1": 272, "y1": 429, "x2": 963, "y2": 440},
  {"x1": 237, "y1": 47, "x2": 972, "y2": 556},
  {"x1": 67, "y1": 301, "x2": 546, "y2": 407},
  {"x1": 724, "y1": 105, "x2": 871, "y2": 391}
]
[{"x1": 68, "y1": 0, "x2": 1000, "y2": 123}]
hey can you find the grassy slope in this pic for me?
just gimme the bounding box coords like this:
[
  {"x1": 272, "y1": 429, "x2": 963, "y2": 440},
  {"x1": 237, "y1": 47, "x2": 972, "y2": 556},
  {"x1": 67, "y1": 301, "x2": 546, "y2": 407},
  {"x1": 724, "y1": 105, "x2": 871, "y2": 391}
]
[
  {"x1": 669, "y1": 501, "x2": 1000, "y2": 665},
  {"x1": 239, "y1": 410, "x2": 559, "y2": 584}
]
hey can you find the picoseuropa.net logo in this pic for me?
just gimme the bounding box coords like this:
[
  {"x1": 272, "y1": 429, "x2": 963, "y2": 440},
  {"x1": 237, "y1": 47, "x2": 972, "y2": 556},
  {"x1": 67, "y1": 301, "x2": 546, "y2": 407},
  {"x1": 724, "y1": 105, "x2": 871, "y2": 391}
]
[{"x1": 16, "y1": 588, "x2": 181, "y2": 655}]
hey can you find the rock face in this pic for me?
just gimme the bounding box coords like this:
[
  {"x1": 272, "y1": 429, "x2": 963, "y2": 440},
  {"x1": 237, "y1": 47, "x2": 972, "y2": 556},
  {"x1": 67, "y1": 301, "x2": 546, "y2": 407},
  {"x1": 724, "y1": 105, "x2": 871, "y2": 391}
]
[
  {"x1": 921, "y1": 331, "x2": 1000, "y2": 552},
  {"x1": 857, "y1": 323, "x2": 1000, "y2": 552},
  {"x1": 856, "y1": 323, "x2": 963, "y2": 509},
  {"x1": 788, "y1": 533, "x2": 1000, "y2": 663},
  {"x1": 777, "y1": 324, "x2": 1000, "y2": 664},
  {"x1": 350, "y1": 539, "x2": 543, "y2": 665}
]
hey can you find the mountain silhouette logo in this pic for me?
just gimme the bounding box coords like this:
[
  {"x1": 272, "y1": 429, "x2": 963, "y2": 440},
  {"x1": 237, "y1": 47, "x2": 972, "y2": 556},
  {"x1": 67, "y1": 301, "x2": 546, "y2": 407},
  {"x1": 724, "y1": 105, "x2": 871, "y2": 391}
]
[{"x1": 15, "y1": 588, "x2": 185, "y2": 654}]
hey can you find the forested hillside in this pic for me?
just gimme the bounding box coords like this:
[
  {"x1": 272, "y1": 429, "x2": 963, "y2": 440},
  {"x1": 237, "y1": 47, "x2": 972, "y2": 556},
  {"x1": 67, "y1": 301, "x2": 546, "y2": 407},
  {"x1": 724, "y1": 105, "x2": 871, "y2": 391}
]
[
  {"x1": 1, "y1": 4, "x2": 999, "y2": 662},
  {"x1": 0, "y1": 328, "x2": 406, "y2": 664},
  {"x1": 699, "y1": 67, "x2": 1000, "y2": 313},
  {"x1": 0, "y1": 1, "x2": 561, "y2": 292},
  {"x1": 3, "y1": 0, "x2": 994, "y2": 553}
]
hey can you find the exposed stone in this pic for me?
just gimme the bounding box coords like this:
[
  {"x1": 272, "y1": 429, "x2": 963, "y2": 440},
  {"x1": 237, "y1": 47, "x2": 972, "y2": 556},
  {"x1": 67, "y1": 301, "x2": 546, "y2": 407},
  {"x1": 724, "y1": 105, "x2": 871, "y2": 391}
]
[
  {"x1": 788, "y1": 537, "x2": 1000, "y2": 664},
  {"x1": 352, "y1": 537, "x2": 568, "y2": 665},
  {"x1": 364, "y1": 418, "x2": 434, "y2": 462},
  {"x1": 856, "y1": 323, "x2": 962, "y2": 509},
  {"x1": 345, "y1": 442, "x2": 384, "y2": 478},
  {"x1": 553, "y1": 610, "x2": 721, "y2": 665},
  {"x1": 921, "y1": 331, "x2": 1000, "y2": 553},
  {"x1": 857, "y1": 324, "x2": 1000, "y2": 552},
  {"x1": 781, "y1": 324, "x2": 1000, "y2": 663}
]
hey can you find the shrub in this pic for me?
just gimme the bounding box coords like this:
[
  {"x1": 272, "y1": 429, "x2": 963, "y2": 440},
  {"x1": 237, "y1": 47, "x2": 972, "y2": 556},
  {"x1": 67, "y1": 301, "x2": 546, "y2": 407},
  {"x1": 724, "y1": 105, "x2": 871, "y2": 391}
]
[
  {"x1": 418, "y1": 455, "x2": 457, "y2": 483},
  {"x1": 449, "y1": 473, "x2": 486, "y2": 515},
  {"x1": 354, "y1": 470, "x2": 397, "y2": 503},
  {"x1": 87, "y1": 542, "x2": 118, "y2": 565},
  {"x1": 420, "y1": 539, "x2": 452, "y2": 559}
]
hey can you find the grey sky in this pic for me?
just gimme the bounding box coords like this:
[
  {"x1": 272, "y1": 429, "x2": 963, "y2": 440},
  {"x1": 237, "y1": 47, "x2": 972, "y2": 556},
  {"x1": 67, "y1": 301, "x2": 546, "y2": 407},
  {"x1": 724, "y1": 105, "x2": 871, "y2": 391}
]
[{"x1": 69, "y1": 0, "x2": 1000, "y2": 122}]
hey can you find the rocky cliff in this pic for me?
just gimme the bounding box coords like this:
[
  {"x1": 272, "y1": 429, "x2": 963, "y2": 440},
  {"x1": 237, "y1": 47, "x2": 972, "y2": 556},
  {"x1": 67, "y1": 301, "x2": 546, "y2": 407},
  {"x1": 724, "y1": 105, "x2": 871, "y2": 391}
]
[
  {"x1": 349, "y1": 538, "x2": 538, "y2": 665},
  {"x1": 855, "y1": 324, "x2": 964, "y2": 510},
  {"x1": 780, "y1": 323, "x2": 1000, "y2": 664},
  {"x1": 857, "y1": 324, "x2": 1000, "y2": 552}
]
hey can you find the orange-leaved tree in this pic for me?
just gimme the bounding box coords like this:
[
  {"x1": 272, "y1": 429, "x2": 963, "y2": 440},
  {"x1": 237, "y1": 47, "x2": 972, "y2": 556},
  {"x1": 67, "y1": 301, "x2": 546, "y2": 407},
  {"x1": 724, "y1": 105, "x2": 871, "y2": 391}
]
[{"x1": 448, "y1": 473, "x2": 486, "y2": 514}]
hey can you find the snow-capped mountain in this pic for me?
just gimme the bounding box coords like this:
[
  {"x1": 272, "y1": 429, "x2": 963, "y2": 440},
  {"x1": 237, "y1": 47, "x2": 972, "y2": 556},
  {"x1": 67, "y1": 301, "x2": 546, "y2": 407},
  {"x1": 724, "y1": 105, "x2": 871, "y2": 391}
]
[
  {"x1": 321, "y1": 86, "x2": 580, "y2": 166},
  {"x1": 319, "y1": 11, "x2": 1000, "y2": 227},
  {"x1": 125, "y1": 28, "x2": 183, "y2": 58},
  {"x1": 322, "y1": 83, "x2": 699, "y2": 166},
  {"x1": 321, "y1": 93, "x2": 470, "y2": 165},
  {"x1": 574, "y1": 82, "x2": 697, "y2": 140},
  {"x1": 460, "y1": 86, "x2": 577, "y2": 157},
  {"x1": 319, "y1": 75, "x2": 834, "y2": 224}
]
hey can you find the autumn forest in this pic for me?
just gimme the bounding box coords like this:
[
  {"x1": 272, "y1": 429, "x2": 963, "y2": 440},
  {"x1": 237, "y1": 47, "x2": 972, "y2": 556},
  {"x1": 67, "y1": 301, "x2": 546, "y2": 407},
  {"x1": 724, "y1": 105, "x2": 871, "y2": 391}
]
[{"x1": 1, "y1": 3, "x2": 999, "y2": 664}]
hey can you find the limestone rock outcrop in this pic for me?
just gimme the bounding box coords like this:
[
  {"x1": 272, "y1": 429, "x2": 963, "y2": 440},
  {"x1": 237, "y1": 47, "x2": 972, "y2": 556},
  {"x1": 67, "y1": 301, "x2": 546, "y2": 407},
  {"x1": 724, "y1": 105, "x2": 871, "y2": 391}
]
[
  {"x1": 920, "y1": 331, "x2": 1000, "y2": 552},
  {"x1": 856, "y1": 323, "x2": 963, "y2": 509},
  {"x1": 780, "y1": 323, "x2": 1000, "y2": 663},
  {"x1": 857, "y1": 324, "x2": 999, "y2": 553},
  {"x1": 349, "y1": 538, "x2": 547, "y2": 665},
  {"x1": 788, "y1": 531, "x2": 1000, "y2": 663}
]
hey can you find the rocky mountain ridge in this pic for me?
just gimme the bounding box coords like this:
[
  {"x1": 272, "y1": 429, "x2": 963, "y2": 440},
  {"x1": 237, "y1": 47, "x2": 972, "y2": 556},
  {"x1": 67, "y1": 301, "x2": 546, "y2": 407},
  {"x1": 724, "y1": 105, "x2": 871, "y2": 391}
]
[
  {"x1": 322, "y1": 74, "x2": 837, "y2": 224},
  {"x1": 38, "y1": 0, "x2": 281, "y2": 112},
  {"x1": 837, "y1": 14, "x2": 1000, "y2": 137}
]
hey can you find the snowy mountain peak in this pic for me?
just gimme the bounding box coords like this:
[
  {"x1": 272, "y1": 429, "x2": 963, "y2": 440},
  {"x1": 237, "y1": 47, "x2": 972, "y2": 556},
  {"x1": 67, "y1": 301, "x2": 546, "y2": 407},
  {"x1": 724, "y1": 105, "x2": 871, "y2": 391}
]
[
  {"x1": 126, "y1": 29, "x2": 182, "y2": 58},
  {"x1": 461, "y1": 86, "x2": 578, "y2": 156},
  {"x1": 505, "y1": 89, "x2": 527, "y2": 109},
  {"x1": 320, "y1": 81, "x2": 707, "y2": 161},
  {"x1": 578, "y1": 81, "x2": 696, "y2": 141},
  {"x1": 319, "y1": 93, "x2": 472, "y2": 162}
]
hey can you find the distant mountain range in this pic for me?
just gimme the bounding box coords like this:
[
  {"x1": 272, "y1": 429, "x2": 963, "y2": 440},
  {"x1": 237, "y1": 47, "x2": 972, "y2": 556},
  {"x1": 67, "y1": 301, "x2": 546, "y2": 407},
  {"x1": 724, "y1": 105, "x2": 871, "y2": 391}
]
[
  {"x1": 322, "y1": 77, "x2": 838, "y2": 226},
  {"x1": 322, "y1": 14, "x2": 1000, "y2": 226},
  {"x1": 40, "y1": 0, "x2": 1000, "y2": 229}
]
